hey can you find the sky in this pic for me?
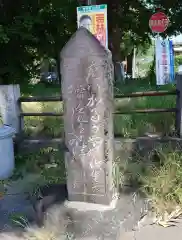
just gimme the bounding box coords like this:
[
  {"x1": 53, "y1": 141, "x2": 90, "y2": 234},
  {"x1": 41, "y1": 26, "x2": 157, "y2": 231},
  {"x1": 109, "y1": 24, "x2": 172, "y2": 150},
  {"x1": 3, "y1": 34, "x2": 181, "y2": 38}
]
[{"x1": 171, "y1": 34, "x2": 182, "y2": 44}]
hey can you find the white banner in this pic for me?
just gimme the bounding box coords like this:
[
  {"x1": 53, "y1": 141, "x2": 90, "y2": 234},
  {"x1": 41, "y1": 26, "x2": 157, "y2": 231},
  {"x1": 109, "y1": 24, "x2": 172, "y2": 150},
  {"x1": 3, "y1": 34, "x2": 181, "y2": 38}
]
[{"x1": 155, "y1": 38, "x2": 171, "y2": 85}]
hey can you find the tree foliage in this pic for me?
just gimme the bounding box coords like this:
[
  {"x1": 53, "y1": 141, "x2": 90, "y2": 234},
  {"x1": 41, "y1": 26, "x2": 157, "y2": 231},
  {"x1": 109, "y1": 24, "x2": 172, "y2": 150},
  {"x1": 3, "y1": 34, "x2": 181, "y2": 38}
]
[
  {"x1": 146, "y1": 0, "x2": 182, "y2": 36},
  {"x1": 1, "y1": 0, "x2": 182, "y2": 84},
  {"x1": 0, "y1": 0, "x2": 77, "y2": 84}
]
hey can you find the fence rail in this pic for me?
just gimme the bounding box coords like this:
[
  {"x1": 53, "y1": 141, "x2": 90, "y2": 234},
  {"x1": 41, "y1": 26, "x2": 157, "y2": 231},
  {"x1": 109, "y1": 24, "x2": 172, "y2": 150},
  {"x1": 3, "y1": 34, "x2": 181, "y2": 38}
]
[
  {"x1": 114, "y1": 90, "x2": 177, "y2": 98},
  {"x1": 11, "y1": 86, "x2": 182, "y2": 146},
  {"x1": 20, "y1": 112, "x2": 62, "y2": 117},
  {"x1": 115, "y1": 108, "x2": 177, "y2": 114},
  {"x1": 18, "y1": 90, "x2": 178, "y2": 118},
  {"x1": 20, "y1": 109, "x2": 177, "y2": 117},
  {"x1": 15, "y1": 88, "x2": 180, "y2": 147},
  {"x1": 19, "y1": 96, "x2": 62, "y2": 102},
  {"x1": 19, "y1": 90, "x2": 177, "y2": 103}
]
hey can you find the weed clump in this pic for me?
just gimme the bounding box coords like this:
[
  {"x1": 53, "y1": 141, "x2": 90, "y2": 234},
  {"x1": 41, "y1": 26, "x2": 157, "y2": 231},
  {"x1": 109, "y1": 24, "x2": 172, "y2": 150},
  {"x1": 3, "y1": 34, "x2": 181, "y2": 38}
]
[{"x1": 141, "y1": 148, "x2": 182, "y2": 215}]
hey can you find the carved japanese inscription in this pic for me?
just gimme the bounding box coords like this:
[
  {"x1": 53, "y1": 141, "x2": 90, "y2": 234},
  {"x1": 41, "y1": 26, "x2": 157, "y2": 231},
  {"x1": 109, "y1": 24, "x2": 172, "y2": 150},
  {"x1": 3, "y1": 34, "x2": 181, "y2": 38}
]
[{"x1": 61, "y1": 28, "x2": 115, "y2": 205}]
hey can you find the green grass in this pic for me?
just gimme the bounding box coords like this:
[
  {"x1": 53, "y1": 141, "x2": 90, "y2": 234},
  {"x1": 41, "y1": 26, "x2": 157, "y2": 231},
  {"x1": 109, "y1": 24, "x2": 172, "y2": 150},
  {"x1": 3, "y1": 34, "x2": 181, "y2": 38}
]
[
  {"x1": 21, "y1": 80, "x2": 176, "y2": 139},
  {"x1": 141, "y1": 148, "x2": 182, "y2": 215},
  {"x1": 2, "y1": 79, "x2": 180, "y2": 225},
  {"x1": 115, "y1": 142, "x2": 182, "y2": 226},
  {"x1": 22, "y1": 101, "x2": 64, "y2": 138},
  {"x1": 15, "y1": 147, "x2": 66, "y2": 183},
  {"x1": 114, "y1": 80, "x2": 176, "y2": 137},
  {"x1": 20, "y1": 82, "x2": 61, "y2": 97}
]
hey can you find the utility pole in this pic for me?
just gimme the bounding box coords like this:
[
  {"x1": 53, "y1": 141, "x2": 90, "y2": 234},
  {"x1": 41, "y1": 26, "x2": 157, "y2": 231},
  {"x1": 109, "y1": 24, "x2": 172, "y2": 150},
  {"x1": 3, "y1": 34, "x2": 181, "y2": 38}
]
[{"x1": 86, "y1": 0, "x2": 96, "y2": 5}]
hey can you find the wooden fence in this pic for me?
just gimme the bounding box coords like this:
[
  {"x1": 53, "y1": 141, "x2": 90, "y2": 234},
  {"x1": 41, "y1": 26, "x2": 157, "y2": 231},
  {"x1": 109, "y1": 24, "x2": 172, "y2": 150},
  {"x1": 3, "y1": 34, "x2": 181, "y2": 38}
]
[
  {"x1": 17, "y1": 89, "x2": 179, "y2": 144},
  {"x1": 0, "y1": 75, "x2": 179, "y2": 149},
  {"x1": 114, "y1": 90, "x2": 177, "y2": 114}
]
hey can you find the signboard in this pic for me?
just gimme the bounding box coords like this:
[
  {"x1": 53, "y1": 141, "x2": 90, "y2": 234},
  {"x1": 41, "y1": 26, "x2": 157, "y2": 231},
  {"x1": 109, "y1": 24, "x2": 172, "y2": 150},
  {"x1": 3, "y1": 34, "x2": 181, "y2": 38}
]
[
  {"x1": 155, "y1": 38, "x2": 174, "y2": 85},
  {"x1": 149, "y1": 12, "x2": 169, "y2": 33},
  {"x1": 77, "y1": 4, "x2": 108, "y2": 48},
  {"x1": 169, "y1": 40, "x2": 175, "y2": 81}
]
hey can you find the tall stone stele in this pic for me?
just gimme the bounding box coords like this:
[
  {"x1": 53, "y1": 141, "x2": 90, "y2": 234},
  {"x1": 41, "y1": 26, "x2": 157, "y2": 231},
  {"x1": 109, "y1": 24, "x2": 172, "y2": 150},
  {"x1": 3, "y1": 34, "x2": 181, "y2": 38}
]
[{"x1": 60, "y1": 27, "x2": 115, "y2": 205}]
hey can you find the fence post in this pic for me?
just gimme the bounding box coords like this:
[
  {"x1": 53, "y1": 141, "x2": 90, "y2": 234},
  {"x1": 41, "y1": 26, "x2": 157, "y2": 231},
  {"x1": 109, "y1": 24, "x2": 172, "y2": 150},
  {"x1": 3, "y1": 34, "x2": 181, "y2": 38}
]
[
  {"x1": 176, "y1": 69, "x2": 182, "y2": 138},
  {"x1": 0, "y1": 84, "x2": 22, "y2": 134},
  {"x1": 17, "y1": 99, "x2": 24, "y2": 135}
]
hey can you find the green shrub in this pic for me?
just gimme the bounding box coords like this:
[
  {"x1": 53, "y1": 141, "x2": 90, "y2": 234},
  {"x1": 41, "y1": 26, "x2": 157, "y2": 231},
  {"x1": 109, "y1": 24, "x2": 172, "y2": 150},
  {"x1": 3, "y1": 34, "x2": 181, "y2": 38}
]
[{"x1": 175, "y1": 55, "x2": 182, "y2": 72}]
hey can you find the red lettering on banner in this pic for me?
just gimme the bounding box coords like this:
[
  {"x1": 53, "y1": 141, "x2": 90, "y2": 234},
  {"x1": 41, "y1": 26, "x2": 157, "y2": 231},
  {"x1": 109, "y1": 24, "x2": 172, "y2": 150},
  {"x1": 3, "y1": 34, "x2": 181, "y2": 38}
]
[
  {"x1": 95, "y1": 14, "x2": 105, "y2": 45},
  {"x1": 162, "y1": 59, "x2": 167, "y2": 65},
  {"x1": 96, "y1": 14, "x2": 104, "y2": 23}
]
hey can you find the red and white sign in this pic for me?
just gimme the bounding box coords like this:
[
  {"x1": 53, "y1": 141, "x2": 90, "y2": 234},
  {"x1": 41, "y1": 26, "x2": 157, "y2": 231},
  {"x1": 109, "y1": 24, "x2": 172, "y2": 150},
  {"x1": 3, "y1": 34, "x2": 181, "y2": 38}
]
[{"x1": 149, "y1": 12, "x2": 169, "y2": 33}]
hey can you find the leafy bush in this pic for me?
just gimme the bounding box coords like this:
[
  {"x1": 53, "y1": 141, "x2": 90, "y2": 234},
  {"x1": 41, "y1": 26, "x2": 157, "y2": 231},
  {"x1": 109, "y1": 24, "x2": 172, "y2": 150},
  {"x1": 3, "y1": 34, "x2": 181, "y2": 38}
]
[
  {"x1": 174, "y1": 55, "x2": 182, "y2": 72},
  {"x1": 145, "y1": 57, "x2": 156, "y2": 86}
]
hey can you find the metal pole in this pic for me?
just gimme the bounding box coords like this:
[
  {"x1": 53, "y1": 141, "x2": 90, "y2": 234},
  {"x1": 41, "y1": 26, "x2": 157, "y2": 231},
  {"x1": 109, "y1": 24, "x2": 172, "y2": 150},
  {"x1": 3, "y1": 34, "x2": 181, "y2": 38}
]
[
  {"x1": 155, "y1": 33, "x2": 160, "y2": 87},
  {"x1": 87, "y1": 0, "x2": 95, "y2": 5},
  {"x1": 132, "y1": 47, "x2": 136, "y2": 79}
]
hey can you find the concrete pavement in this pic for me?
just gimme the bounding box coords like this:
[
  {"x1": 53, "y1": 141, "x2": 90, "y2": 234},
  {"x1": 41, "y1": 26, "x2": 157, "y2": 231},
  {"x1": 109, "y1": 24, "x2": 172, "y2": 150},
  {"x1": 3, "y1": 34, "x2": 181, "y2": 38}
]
[{"x1": 121, "y1": 221, "x2": 182, "y2": 240}]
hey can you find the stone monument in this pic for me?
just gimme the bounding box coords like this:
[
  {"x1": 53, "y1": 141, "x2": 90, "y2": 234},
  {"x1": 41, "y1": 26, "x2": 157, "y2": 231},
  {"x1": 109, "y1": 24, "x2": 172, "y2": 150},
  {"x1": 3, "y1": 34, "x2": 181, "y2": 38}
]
[
  {"x1": 0, "y1": 84, "x2": 21, "y2": 133},
  {"x1": 60, "y1": 27, "x2": 115, "y2": 205}
]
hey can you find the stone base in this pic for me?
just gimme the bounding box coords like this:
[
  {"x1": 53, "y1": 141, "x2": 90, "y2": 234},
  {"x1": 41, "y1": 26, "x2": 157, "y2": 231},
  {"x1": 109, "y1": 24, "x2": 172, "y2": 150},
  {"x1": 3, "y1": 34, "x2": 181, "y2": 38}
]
[
  {"x1": 65, "y1": 192, "x2": 119, "y2": 212},
  {"x1": 64, "y1": 190, "x2": 149, "y2": 240}
]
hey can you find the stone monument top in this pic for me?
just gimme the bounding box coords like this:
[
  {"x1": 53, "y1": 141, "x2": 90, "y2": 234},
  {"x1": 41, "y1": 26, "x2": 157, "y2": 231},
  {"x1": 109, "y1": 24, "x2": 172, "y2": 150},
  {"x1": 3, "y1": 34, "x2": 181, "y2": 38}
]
[{"x1": 61, "y1": 27, "x2": 110, "y2": 59}]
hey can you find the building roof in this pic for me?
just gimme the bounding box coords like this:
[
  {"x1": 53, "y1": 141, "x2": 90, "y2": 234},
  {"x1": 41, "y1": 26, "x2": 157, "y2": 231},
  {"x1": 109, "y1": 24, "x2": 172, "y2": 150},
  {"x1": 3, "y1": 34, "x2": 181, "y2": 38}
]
[{"x1": 174, "y1": 47, "x2": 182, "y2": 52}]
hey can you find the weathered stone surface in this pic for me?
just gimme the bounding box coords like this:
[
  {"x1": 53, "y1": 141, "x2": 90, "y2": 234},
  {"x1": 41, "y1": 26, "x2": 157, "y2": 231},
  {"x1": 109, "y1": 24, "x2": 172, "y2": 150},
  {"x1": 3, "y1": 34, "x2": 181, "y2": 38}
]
[
  {"x1": 65, "y1": 190, "x2": 148, "y2": 240},
  {"x1": 61, "y1": 28, "x2": 115, "y2": 205},
  {"x1": 0, "y1": 85, "x2": 21, "y2": 133}
]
